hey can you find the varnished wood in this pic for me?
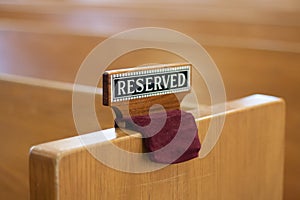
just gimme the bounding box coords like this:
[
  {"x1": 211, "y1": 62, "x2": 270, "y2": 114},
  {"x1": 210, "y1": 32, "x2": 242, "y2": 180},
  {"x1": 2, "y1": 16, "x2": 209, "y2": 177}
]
[
  {"x1": 0, "y1": 74, "x2": 113, "y2": 199},
  {"x1": 0, "y1": 2, "x2": 299, "y2": 53},
  {"x1": 0, "y1": 35, "x2": 299, "y2": 199},
  {"x1": 29, "y1": 95, "x2": 285, "y2": 200},
  {"x1": 0, "y1": 35, "x2": 298, "y2": 200},
  {"x1": 0, "y1": 2, "x2": 299, "y2": 199},
  {"x1": 0, "y1": 73, "x2": 205, "y2": 199}
]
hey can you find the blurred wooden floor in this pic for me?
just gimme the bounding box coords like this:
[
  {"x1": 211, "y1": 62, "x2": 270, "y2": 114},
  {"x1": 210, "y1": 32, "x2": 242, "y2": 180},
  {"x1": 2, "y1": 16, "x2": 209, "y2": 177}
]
[{"x1": 0, "y1": 1, "x2": 299, "y2": 200}]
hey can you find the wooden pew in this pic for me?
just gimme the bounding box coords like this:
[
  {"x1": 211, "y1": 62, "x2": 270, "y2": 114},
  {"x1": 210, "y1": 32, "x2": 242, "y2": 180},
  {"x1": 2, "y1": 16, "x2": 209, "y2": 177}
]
[
  {"x1": 1, "y1": 31, "x2": 299, "y2": 199},
  {"x1": 0, "y1": 1, "x2": 299, "y2": 199},
  {"x1": 29, "y1": 94, "x2": 285, "y2": 199}
]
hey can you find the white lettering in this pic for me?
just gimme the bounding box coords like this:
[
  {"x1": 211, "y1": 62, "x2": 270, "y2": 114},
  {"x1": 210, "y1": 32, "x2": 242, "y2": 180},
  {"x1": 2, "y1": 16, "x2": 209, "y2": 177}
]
[
  {"x1": 117, "y1": 80, "x2": 126, "y2": 95},
  {"x1": 136, "y1": 78, "x2": 144, "y2": 93},
  {"x1": 154, "y1": 76, "x2": 162, "y2": 90},
  {"x1": 178, "y1": 73, "x2": 186, "y2": 87},
  {"x1": 114, "y1": 69, "x2": 189, "y2": 99},
  {"x1": 127, "y1": 79, "x2": 135, "y2": 94},
  {"x1": 145, "y1": 77, "x2": 153, "y2": 91},
  {"x1": 162, "y1": 75, "x2": 170, "y2": 89},
  {"x1": 170, "y1": 74, "x2": 177, "y2": 88}
]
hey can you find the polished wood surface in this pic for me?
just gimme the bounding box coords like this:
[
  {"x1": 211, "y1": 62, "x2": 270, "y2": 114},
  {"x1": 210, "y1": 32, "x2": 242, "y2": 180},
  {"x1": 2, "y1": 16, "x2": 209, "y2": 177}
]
[
  {"x1": 0, "y1": 75, "x2": 114, "y2": 199},
  {"x1": 30, "y1": 95, "x2": 285, "y2": 200},
  {"x1": 1, "y1": 33, "x2": 298, "y2": 199},
  {"x1": 0, "y1": 2, "x2": 299, "y2": 199}
]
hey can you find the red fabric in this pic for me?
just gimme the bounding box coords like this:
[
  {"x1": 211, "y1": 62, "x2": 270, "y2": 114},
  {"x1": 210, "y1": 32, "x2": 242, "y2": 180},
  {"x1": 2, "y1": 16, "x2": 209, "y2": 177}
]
[{"x1": 117, "y1": 109, "x2": 201, "y2": 164}]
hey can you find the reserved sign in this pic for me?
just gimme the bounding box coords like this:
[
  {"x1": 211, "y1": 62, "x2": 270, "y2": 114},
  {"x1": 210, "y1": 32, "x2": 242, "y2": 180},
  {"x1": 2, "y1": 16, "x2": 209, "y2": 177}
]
[{"x1": 103, "y1": 63, "x2": 191, "y2": 105}]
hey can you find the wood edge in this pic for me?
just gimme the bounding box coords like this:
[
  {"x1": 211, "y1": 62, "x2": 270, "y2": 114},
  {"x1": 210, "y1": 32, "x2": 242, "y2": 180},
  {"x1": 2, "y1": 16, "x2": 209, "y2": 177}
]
[
  {"x1": 104, "y1": 63, "x2": 191, "y2": 75},
  {"x1": 0, "y1": 72, "x2": 102, "y2": 95},
  {"x1": 29, "y1": 94, "x2": 285, "y2": 160},
  {"x1": 29, "y1": 147, "x2": 59, "y2": 200},
  {"x1": 29, "y1": 128, "x2": 141, "y2": 199},
  {"x1": 225, "y1": 94, "x2": 285, "y2": 114},
  {"x1": 102, "y1": 72, "x2": 109, "y2": 106},
  {"x1": 0, "y1": 75, "x2": 285, "y2": 112},
  {"x1": 29, "y1": 128, "x2": 141, "y2": 162}
]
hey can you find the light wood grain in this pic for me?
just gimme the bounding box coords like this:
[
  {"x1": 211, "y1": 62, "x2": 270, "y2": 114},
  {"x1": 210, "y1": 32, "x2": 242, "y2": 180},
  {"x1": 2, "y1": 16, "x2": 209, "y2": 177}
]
[
  {"x1": 0, "y1": 1, "x2": 299, "y2": 53},
  {"x1": 0, "y1": 2, "x2": 298, "y2": 199},
  {"x1": 0, "y1": 76, "x2": 113, "y2": 200},
  {"x1": 0, "y1": 33, "x2": 298, "y2": 199},
  {"x1": 29, "y1": 95, "x2": 285, "y2": 200},
  {"x1": 0, "y1": 73, "x2": 204, "y2": 199},
  {"x1": 0, "y1": 32, "x2": 298, "y2": 200}
]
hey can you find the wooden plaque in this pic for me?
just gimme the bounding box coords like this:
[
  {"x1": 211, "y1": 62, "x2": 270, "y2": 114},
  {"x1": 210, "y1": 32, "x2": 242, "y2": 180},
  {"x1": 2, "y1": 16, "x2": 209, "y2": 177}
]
[{"x1": 102, "y1": 63, "x2": 192, "y2": 118}]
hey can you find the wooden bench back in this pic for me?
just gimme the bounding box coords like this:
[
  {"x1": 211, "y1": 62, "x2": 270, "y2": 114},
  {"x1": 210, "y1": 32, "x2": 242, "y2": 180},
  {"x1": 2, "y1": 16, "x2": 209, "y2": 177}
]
[{"x1": 29, "y1": 95, "x2": 285, "y2": 200}]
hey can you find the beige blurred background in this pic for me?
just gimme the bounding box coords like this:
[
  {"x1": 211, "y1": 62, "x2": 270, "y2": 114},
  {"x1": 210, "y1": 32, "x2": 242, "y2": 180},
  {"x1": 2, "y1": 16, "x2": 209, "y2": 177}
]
[{"x1": 0, "y1": 0, "x2": 299, "y2": 199}]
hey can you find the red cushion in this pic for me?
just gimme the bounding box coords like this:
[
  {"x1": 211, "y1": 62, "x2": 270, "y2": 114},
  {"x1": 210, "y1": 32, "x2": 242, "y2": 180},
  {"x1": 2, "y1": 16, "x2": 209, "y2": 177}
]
[{"x1": 117, "y1": 109, "x2": 201, "y2": 164}]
